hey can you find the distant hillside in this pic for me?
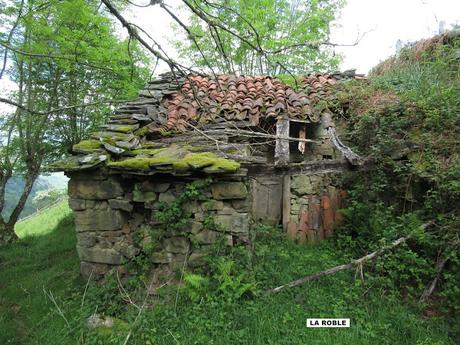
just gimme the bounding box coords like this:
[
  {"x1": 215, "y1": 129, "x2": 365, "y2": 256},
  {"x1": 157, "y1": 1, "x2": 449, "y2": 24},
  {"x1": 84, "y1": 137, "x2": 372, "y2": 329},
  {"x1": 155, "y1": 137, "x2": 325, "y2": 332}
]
[{"x1": 2, "y1": 175, "x2": 67, "y2": 220}]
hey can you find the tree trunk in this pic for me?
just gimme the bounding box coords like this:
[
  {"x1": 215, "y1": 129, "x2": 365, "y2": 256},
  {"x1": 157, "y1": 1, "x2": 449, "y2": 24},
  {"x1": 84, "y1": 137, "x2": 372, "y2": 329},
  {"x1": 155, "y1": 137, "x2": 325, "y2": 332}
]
[
  {"x1": 0, "y1": 170, "x2": 17, "y2": 244},
  {"x1": 6, "y1": 170, "x2": 38, "y2": 231},
  {"x1": 0, "y1": 221, "x2": 17, "y2": 244}
]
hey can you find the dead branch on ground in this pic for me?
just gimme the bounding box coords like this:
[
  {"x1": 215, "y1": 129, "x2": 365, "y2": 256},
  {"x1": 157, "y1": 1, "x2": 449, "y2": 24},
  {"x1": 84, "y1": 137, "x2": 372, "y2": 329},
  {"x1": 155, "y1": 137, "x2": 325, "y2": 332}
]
[{"x1": 268, "y1": 222, "x2": 432, "y2": 294}]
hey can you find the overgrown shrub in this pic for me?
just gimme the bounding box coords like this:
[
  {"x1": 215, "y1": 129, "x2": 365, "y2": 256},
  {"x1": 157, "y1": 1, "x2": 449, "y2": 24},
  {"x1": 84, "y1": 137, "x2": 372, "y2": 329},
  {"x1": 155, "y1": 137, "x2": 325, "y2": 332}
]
[{"x1": 331, "y1": 33, "x2": 460, "y2": 324}]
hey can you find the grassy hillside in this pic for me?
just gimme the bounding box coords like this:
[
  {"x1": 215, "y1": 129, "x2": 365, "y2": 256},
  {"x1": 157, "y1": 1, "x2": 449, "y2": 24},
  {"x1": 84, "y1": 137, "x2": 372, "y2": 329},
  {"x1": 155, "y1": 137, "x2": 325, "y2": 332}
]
[
  {"x1": 0, "y1": 202, "x2": 80, "y2": 344},
  {"x1": 0, "y1": 202, "x2": 455, "y2": 344},
  {"x1": 325, "y1": 29, "x2": 460, "y2": 334}
]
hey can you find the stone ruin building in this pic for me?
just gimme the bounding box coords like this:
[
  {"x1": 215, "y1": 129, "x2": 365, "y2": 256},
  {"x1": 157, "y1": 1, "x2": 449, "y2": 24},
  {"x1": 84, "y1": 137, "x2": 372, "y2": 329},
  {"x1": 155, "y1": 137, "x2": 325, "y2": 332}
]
[{"x1": 52, "y1": 72, "x2": 365, "y2": 279}]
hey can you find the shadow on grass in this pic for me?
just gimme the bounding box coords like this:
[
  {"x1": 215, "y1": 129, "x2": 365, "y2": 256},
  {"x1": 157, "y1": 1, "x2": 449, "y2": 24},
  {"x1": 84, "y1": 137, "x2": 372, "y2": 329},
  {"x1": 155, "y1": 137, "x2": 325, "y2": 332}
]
[{"x1": 0, "y1": 211, "x2": 81, "y2": 344}]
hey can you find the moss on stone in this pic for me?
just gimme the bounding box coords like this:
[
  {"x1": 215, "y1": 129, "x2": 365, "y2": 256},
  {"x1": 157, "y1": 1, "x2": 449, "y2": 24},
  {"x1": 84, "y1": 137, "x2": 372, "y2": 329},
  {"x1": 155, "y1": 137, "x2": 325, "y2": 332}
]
[
  {"x1": 108, "y1": 149, "x2": 240, "y2": 173},
  {"x1": 48, "y1": 157, "x2": 81, "y2": 171},
  {"x1": 131, "y1": 148, "x2": 166, "y2": 156},
  {"x1": 92, "y1": 131, "x2": 130, "y2": 141},
  {"x1": 72, "y1": 140, "x2": 102, "y2": 152},
  {"x1": 134, "y1": 126, "x2": 149, "y2": 136},
  {"x1": 158, "y1": 128, "x2": 173, "y2": 137},
  {"x1": 182, "y1": 152, "x2": 240, "y2": 172},
  {"x1": 140, "y1": 142, "x2": 166, "y2": 149},
  {"x1": 108, "y1": 124, "x2": 138, "y2": 133},
  {"x1": 107, "y1": 156, "x2": 179, "y2": 171}
]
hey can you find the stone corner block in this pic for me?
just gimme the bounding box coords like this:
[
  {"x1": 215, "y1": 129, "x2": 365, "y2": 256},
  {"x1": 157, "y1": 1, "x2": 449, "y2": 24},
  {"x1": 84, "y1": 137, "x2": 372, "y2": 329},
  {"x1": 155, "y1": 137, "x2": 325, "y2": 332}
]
[
  {"x1": 68, "y1": 178, "x2": 123, "y2": 200},
  {"x1": 108, "y1": 199, "x2": 134, "y2": 212},
  {"x1": 211, "y1": 182, "x2": 248, "y2": 200}
]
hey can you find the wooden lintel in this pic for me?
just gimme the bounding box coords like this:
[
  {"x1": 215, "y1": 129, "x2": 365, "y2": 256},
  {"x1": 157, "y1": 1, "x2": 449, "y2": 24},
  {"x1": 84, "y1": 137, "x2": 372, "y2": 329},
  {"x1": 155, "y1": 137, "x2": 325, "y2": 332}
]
[
  {"x1": 246, "y1": 158, "x2": 373, "y2": 177},
  {"x1": 289, "y1": 118, "x2": 311, "y2": 124}
]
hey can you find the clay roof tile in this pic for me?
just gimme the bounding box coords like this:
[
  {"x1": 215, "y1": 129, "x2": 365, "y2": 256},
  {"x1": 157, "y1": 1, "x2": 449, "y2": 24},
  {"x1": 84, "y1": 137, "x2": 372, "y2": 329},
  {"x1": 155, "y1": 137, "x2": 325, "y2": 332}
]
[{"x1": 159, "y1": 73, "x2": 346, "y2": 131}]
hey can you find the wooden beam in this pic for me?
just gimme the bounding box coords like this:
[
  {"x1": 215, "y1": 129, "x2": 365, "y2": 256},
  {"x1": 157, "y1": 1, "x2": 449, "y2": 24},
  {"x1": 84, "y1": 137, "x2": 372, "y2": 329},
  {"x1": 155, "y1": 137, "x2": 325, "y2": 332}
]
[
  {"x1": 274, "y1": 116, "x2": 290, "y2": 167},
  {"x1": 321, "y1": 111, "x2": 363, "y2": 165}
]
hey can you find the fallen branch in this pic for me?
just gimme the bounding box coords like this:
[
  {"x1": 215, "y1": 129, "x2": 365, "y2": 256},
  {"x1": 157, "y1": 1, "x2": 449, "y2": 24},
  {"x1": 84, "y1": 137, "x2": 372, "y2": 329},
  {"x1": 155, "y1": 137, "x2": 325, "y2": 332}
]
[
  {"x1": 419, "y1": 255, "x2": 448, "y2": 304},
  {"x1": 269, "y1": 235, "x2": 412, "y2": 294},
  {"x1": 321, "y1": 111, "x2": 363, "y2": 166}
]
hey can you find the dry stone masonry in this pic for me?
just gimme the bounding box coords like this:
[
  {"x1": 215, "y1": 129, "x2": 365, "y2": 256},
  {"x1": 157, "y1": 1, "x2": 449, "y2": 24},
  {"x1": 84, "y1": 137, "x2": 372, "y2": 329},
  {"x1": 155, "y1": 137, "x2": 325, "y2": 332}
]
[{"x1": 69, "y1": 172, "x2": 251, "y2": 279}]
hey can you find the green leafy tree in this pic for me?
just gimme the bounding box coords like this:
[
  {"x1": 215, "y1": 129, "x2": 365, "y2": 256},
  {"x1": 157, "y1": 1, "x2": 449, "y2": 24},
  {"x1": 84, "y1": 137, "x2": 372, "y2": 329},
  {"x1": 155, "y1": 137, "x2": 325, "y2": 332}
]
[
  {"x1": 173, "y1": 0, "x2": 343, "y2": 75},
  {"x1": 0, "y1": 0, "x2": 150, "y2": 242}
]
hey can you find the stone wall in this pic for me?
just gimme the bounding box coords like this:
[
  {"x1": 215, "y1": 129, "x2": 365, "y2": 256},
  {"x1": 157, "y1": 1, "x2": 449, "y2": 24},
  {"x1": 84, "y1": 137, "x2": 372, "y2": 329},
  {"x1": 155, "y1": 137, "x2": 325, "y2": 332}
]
[
  {"x1": 286, "y1": 173, "x2": 346, "y2": 243},
  {"x1": 68, "y1": 171, "x2": 250, "y2": 279}
]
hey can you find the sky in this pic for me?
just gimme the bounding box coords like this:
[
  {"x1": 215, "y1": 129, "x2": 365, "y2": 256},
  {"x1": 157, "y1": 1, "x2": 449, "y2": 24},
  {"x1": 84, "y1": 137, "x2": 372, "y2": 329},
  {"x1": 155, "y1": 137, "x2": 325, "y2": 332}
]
[{"x1": 331, "y1": 0, "x2": 460, "y2": 73}]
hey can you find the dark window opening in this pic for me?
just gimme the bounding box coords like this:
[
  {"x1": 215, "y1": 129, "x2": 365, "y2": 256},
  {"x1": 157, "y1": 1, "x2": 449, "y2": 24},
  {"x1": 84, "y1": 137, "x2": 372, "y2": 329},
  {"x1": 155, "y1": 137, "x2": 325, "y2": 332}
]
[{"x1": 289, "y1": 121, "x2": 320, "y2": 163}]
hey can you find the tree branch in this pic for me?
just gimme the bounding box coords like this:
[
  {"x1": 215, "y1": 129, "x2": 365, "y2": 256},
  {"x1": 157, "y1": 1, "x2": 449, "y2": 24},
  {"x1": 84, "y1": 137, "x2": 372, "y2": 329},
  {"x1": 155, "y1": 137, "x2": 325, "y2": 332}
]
[
  {"x1": 0, "y1": 0, "x2": 25, "y2": 79},
  {"x1": 0, "y1": 41, "x2": 117, "y2": 73},
  {"x1": 0, "y1": 97, "x2": 126, "y2": 116},
  {"x1": 419, "y1": 255, "x2": 448, "y2": 303},
  {"x1": 101, "y1": 0, "x2": 191, "y2": 75}
]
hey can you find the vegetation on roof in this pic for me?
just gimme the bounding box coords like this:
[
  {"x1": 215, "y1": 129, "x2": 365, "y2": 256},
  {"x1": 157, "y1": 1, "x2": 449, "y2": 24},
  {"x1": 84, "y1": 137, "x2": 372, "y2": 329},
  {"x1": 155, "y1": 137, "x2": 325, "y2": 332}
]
[
  {"x1": 72, "y1": 140, "x2": 103, "y2": 153},
  {"x1": 107, "y1": 150, "x2": 240, "y2": 173},
  {"x1": 130, "y1": 148, "x2": 167, "y2": 156}
]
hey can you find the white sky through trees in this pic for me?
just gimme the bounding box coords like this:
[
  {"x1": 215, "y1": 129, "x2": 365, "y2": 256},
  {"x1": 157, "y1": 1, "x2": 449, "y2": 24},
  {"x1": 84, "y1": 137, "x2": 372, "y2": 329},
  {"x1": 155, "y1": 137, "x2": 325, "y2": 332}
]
[{"x1": 126, "y1": 0, "x2": 460, "y2": 74}]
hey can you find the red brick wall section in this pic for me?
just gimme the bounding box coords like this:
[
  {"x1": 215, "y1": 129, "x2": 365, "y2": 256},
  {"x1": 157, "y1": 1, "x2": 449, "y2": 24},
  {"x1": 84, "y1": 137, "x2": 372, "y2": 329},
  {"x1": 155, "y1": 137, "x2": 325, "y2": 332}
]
[{"x1": 287, "y1": 188, "x2": 346, "y2": 244}]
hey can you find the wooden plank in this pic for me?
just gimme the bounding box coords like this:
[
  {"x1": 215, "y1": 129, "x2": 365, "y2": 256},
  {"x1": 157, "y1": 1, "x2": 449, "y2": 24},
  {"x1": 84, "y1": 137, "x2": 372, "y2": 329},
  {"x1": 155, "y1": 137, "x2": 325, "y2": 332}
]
[
  {"x1": 251, "y1": 176, "x2": 282, "y2": 226},
  {"x1": 274, "y1": 116, "x2": 290, "y2": 167}
]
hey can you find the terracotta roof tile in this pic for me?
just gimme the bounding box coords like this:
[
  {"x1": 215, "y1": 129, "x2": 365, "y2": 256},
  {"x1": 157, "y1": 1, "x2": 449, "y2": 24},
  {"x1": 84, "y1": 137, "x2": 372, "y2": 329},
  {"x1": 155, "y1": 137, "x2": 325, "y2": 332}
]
[{"x1": 158, "y1": 73, "x2": 345, "y2": 132}]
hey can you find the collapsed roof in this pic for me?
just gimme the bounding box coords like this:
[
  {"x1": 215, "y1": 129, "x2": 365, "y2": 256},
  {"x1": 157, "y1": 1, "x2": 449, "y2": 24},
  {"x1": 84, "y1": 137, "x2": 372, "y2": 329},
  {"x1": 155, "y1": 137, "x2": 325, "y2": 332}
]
[{"x1": 51, "y1": 71, "x2": 363, "y2": 175}]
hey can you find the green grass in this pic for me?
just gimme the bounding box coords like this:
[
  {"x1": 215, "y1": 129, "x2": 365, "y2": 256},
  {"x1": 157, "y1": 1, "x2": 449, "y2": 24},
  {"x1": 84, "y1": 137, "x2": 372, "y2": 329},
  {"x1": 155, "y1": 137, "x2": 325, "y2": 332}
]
[
  {"x1": 0, "y1": 201, "x2": 80, "y2": 344},
  {"x1": 0, "y1": 204, "x2": 455, "y2": 344}
]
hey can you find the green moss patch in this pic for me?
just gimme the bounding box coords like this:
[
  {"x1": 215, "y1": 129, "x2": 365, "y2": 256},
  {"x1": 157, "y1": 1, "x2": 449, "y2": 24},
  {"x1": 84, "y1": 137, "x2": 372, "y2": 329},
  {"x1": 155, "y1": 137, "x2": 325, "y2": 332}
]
[
  {"x1": 106, "y1": 124, "x2": 139, "y2": 133},
  {"x1": 180, "y1": 152, "x2": 239, "y2": 172},
  {"x1": 140, "y1": 142, "x2": 166, "y2": 149},
  {"x1": 48, "y1": 157, "x2": 81, "y2": 171},
  {"x1": 107, "y1": 156, "x2": 179, "y2": 171},
  {"x1": 91, "y1": 131, "x2": 130, "y2": 142},
  {"x1": 72, "y1": 140, "x2": 102, "y2": 153},
  {"x1": 134, "y1": 125, "x2": 149, "y2": 136},
  {"x1": 108, "y1": 150, "x2": 240, "y2": 173},
  {"x1": 130, "y1": 148, "x2": 167, "y2": 156}
]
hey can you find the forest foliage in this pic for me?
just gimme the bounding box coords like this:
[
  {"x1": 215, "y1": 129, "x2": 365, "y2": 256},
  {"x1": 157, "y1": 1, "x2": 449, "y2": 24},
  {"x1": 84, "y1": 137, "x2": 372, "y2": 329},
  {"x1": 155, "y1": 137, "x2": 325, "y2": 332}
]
[
  {"x1": 173, "y1": 0, "x2": 343, "y2": 75},
  {"x1": 0, "y1": 0, "x2": 149, "y2": 239}
]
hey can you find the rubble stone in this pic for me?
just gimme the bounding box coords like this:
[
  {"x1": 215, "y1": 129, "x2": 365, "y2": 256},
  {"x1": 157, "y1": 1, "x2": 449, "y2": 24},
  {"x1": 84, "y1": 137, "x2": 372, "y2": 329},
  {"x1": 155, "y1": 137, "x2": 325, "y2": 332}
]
[
  {"x1": 109, "y1": 199, "x2": 133, "y2": 212},
  {"x1": 77, "y1": 246, "x2": 123, "y2": 265}
]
